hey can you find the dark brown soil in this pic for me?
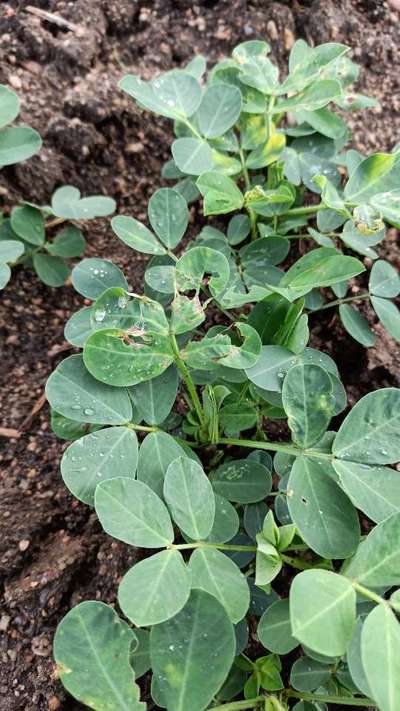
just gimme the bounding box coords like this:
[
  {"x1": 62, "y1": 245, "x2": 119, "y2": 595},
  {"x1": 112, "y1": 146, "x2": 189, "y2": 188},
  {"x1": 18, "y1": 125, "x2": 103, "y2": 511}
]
[{"x1": 0, "y1": 1, "x2": 399, "y2": 709}]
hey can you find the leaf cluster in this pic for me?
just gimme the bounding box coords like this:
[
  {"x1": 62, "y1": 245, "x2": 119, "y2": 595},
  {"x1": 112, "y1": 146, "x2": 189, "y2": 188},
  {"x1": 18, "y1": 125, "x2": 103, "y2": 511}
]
[{"x1": 46, "y1": 40, "x2": 400, "y2": 711}]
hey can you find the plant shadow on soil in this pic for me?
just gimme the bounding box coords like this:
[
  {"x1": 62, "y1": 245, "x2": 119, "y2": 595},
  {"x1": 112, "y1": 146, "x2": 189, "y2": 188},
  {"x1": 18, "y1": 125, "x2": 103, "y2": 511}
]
[{"x1": 0, "y1": 0, "x2": 399, "y2": 708}]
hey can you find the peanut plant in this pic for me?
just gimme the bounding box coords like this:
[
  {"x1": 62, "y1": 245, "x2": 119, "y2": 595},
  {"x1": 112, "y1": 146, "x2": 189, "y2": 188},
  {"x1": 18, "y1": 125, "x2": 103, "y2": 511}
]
[
  {"x1": 47, "y1": 40, "x2": 400, "y2": 711},
  {"x1": 0, "y1": 86, "x2": 115, "y2": 289}
]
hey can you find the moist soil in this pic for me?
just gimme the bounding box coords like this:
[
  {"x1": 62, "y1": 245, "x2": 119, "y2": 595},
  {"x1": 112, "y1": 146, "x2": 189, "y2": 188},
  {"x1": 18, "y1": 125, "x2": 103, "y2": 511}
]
[{"x1": 0, "y1": 1, "x2": 399, "y2": 709}]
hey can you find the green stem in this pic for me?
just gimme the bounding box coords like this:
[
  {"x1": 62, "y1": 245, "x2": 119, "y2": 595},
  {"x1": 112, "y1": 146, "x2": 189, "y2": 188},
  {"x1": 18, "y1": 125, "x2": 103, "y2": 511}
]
[
  {"x1": 267, "y1": 95, "x2": 276, "y2": 139},
  {"x1": 281, "y1": 554, "x2": 313, "y2": 571},
  {"x1": 285, "y1": 203, "x2": 325, "y2": 217},
  {"x1": 239, "y1": 147, "x2": 258, "y2": 241},
  {"x1": 170, "y1": 335, "x2": 206, "y2": 428},
  {"x1": 45, "y1": 217, "x2": 67, "y2": 229},
  {"x1": 170, "y1": 541, "x2": 257, "y2": 553},
  {"x1": 312, "y1": 292, "x2": 370, "y2": 312},
  {"x1": 210, "y1": 697, "x2": 265, "y2": 711},
  {"x1": 352, "y1": 581, "x2": 388, "y2": 606},
  {"x1": 218, "y1": 437, "x2": 333, "y2": 461},
  {"x1": 285, "y1": 691, "x2": 374, "y2": 707},
  {"x1": 126, "y1": 423, "x2": 159, "y2": 433}
]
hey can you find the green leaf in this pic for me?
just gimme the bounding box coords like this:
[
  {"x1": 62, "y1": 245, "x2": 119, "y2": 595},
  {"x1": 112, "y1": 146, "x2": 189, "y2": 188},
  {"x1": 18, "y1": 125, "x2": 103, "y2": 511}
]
[
  {"x1": 0, "y1": 262, "x2": 11, "y2": 289},
  {"x1": 163, "y1": 457, "x2": 215, "y2": 540},
  {"x1": 119, "y1": 70, "x2": 202, "y2": 120},
  {"x1": 54, "y1": 601, "x2": 144, "y2": 711},
  {"x1": 217, "y1": 323, "x2": 261, "y2": 369},
  {"x1": 220, "y1": 402, "x2": 257, "y2": 436},
  {"x1": 333, "y1": 388, "x2": 400, "y2": 464},
  {"x1": 148, "y1": 188, "x2": 189, "y2": 248},
  {"x1": 0, "y1": 240, "x2": 24, "y2": 263},
  {"x1": 51, "y1": 186, "x2": 115, "y2": 220},
  {"x1": 89, "y1": 288, "x2": 137, "y2": 331},
  {"x1": 287, "y1": 458, "x2": 360, "y2": 559},
  {"x1": 83, "y1": 327, "x2": 174, "y2": 387},
  {"x1": 196, "y1": 172, "x2": 244, "y2": 215},
  {"x1": 0, "y1": 126, "x2": 42, "y2": 166},
  {"x1": 333, "y1": 460, "x2": 400, "y2": 523},
  {"x1": 294, "y1": 107, "x2": 347, "y2": 140},
  {"x1": 290, "y1": 657, "x2": 331, "y2": 692},
  {"x1": 137, "y1": 431, "x2": 186, "y2": 498},
  {"x1": 227, "y1": 214, "x2": 250, "y2": 245},
  {"x1": 280, "y1": 248, "x2": 365, "y2": 293},
  {"x1": 245, "y1": 184, "x2": 295, "y2": 218},
  {"x1": 282, "y1": 364, "x2": 335, "y2": 448},
  {"x1": 0, "y1": 85, "x2": 19, "y2": 128},
  {"x1": 339, "y1": 305, "x2": 375, "y2": 347},
  {"x1": 111, "y1": 215, "x2": 166, "y2": 255},
  {"x1": 240, "y1": 236, "x2": 290, "y2": 269},
  {"x1": 176, "y1": 245, "x2": 229, "y2": 296},
  {"x1": 188, "y1": 548, "x2": 250, "y2": 623},
  {"x1": 258, "y1": 598, "x2": 298, "y2": 655},
  {"x1": 246, "y1": 345, "x2": 338, "y2": 393},
  {"x1": 33, "y1": 254, "x2": 70, "y2": 287},
  {"x1": 196, "y1": 83, "x2": 242, "y2": 138},
  {"x1": 211, "y1": 459, "x2": 272, "y2": 503},
  {"x1": 64, "y1": 307, "x2": 95, "y2": 347},
  {"x1": 290, "y1": 570, "x2": 356, "y2": 656},
  {"x1": 118, "y1": 549, "x2": 191, "y2": 626},
  {"x1": 369, "y1": 259, "x2": 400, "y2": 298},
  {"x1": 246, "y1": 133, "x2": 286, "y2": 170},
  {"x1": 61, "y1": 427, "x2": 138, "y2": 506},
  {"x1": 370, "y1": 189, "x2": 400, "y2": 227},
  {"x1": 362, "y1": 605, "x2": 400, "y2": 711},
  {"x1": 150, "y1": 590, "x2": 235, "y2": 711},
  {"x1": 95, "y1": 477, "x2": 174, "y2": 547},
  {"x1": 130, "y1": 628, "x2": 150, "y2": 680},
  {"x1": 345, "y1": 152, "x2": 400, "y2": 204},
  {"x1": 11, "y1": 205, "x2": 45, "y2": 245},
  {"x1": 71, "y1": 258, "x2": 128, "y2": 299},
  {"x1": 347, "y1": 616, "x2": 372, "y2": 697},
  {"x1": 172, "y1": 137, "x2": 214, "y2": 175},
  {"x1": 274, "y1": 80, "x2": 342, "y2": 113},
  {"x1": 371, "y1": 296, "x2": 400, "y2": 341},
  {"x1": 343, "y1": 512, "x2": 400, "y2": 587},
  {"x1": 45, "y1": 355, "x2": 132, "y2": 425},
  {"x1": 205, "y1": 494, "x2": 239, "y2": 543},
  {"x1": 47, "y1": 226, "x2": 86, "y2": 258},
  {"x1": 129, "y1": 365, "x2": 178, "y2": 425}
]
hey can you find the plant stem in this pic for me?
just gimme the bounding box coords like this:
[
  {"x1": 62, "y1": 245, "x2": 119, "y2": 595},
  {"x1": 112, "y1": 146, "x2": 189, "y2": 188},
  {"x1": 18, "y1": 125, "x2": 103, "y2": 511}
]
[
  {"x1": 239, "y1": 147, "x2": 258, "y2": 241},
  {"x1": 352, "y1": 581, "x2": 388, "y2": 606},
  {"x1": 45, "y1": 217, "x2": 67, "y2": 229},
  {"x1": 218, "y1": 437, "x2": 333, "y2": 461},
  {"x1": 170, "y1": 541, "x2": 257, "y2": 553},
  {"x1": 210, "y1": 697, "x2": 265, "y2": 711},
  {"x1": 126, "y1": 423, "x2": 159, "y2": 433},
  {"x1": 312, "y1": 292, "x2": 370, "y2": 312},
  {"x1": 281, "y1": 553, "x2": 313, "y2": 571},
  {"x1": 267, "y1": 95, "x2": 276, "y2": 139},
  {"x1": 285, "y1": 203, "x2": 325, "y2": 217},
  {"x1": 285, "y1": 691, "x2": 374, "y2": 706},
  {"x1": 170, "y1": 335, "x2": 206, "y2": 427}
]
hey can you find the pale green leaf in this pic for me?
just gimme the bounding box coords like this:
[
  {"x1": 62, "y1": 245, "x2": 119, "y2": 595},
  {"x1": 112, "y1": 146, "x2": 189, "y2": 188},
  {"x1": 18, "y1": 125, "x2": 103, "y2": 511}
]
[
  {"x1": 188, "y1": 548, "x2": 250, "y2": 623},
  {"x1": 163, "y1": 457, "x2": 215, "y2": 540}
]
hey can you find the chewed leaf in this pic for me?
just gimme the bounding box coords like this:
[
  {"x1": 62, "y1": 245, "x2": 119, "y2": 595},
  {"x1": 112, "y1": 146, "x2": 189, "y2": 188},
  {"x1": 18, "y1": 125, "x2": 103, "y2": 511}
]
[
  {"x1": 196, "y1": 172, "x2": 244, "y2": 215},
  {"x1": 176, "y1": 246, "x2": 230, "y2": 296},
  {"x1": 54, "y1": 601, "x2": 145, "y2": 711},
  {"x1": 83, "y1": 327, "x2": 174, "y2": 387},
  {"x1": 217, "y1": 323, "x2": 262, "y2": 369}
]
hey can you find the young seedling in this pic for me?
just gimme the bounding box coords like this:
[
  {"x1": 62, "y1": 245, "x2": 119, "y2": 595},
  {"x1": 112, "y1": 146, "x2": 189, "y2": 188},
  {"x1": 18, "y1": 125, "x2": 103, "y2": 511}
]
[
  {"x1": 47, "y1": 40, "x2": 400, "y2": 711},
  {"x1": 0, "y1": 185, "x2": 116, "y2": 289}
]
